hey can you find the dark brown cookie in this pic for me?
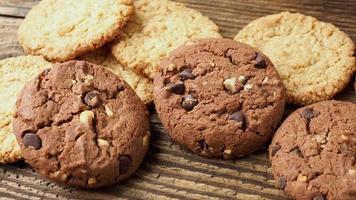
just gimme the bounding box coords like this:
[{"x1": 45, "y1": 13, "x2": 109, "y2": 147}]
[
  {"x1": 153, "y1": 38, "x2": 286, "y2": 158},
  {"x1": 13, "y1": 61, "x2": 150, "y2": 188},
  {"x1": 269, "y1": 100, "x2": 356, "y2": 200}
]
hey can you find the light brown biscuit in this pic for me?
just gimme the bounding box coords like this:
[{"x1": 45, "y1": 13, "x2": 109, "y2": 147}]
[
  {"x1": 111, "y1": 0, "x2": 222, "y2": 79},
  {"x1": 235, "y1": 12, "x2": 355, "y2": 105},
  {"x1": 80, "y1": 47, "x2": 153, "y2": 104},
  {"x1": 0, "y1": 56, "x2": 51, "y2": 163},
  {"x1": 18, "y1": 0, "x2": 134, "y2": 62}
]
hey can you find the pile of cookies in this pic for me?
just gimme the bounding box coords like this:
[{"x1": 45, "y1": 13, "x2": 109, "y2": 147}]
[{"x1": 0, "y1": 0, "x2": 355, "y2": 199}]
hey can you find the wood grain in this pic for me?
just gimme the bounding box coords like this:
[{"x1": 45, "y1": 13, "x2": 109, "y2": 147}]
[{"x1": 0, "y1": 0, "x2": 355, "y2": 199}]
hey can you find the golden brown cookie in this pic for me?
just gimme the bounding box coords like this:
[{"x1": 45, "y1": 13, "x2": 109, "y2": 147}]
[
  {"x1": 235, "y1": 12, "x2": 355, "y2": 105},
  {"x1": 111, "y1": 0, "x2": 222, "y2": 79},
  {"x1": 0, "y1": 56, "x2": 51, "y2": 163},
  {"x1": 18, "y1": 0, "x2": 134, "y2": 62},
  {"x1": 80, "y1": 47, "x2": 153, "y2": 104}
]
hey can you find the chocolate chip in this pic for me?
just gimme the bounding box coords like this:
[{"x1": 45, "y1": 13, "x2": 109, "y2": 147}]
[
  {"x1": 198, "y1": 140, "x2": 209, "y2": 151},
  {"x1": 117, "y1": 85, "x2": 125, "y2": 92},
  {"x1": 166, "y1": 82, "x2": 185, "y2": 94},
  {"x1": 254, "y1": 53, "x2": 267, "y2": 68},
  {"x1": 271, "y1": 144, "x2": 281, "y2": 156},
  {"x1": 301, "y1": 108, "x2": 315, "y2": 120},
  {"x1": 23, "y1": 133, "x2": 42, "y2": 150},
  {"x1": 292, "y1": 147, "x2": 304, "y2": 158},
  {"x1": 179, "y1": 69, "x2": 196, "y2": 80},
  {"x1": 119, "y1": 156, "x2": 131, "y2": 175},
  {"x1": 182, "y1": 95, "x2": 198, "y2": 111},
  {"x1": 229, "y1": 111, "x2": 244, "y2": 123},
  {"x1": 312, "y1": 195, "x2": 326, "y2": 200},
  {"x1": 84, "y1": 91, "x2": 101, "y2": 107},
  {"x1": 278, "y1": 177, "x2": 287, "y2": 189}
]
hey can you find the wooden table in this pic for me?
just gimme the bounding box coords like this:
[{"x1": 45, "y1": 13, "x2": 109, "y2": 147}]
[{"x1": 0, "y1": 1, "x2": 355, "y2": 199}]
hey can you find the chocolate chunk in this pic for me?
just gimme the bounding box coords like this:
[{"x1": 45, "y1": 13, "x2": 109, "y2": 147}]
[
  {"x1": 271, "y1": 144, "x2": 281, "y2": 156},
  {"x1": 229, "y1": 111, "x2": 244, "y2": 123},
  {"x1": 292, "y1": 147, "x2": 304, "y2": 158},
  {"x1": 84, "y1": 90, "x2": 101, "y2": 107},
  {"x1": 119, "y1": 156, "x2": 131, "y2": 174},
  {"x1": 23, "y1": 133, "x2": 42, "y2": 150},
  {"x1": 179, "y1": 69, "x2": 196, "y2": 80},
  {"x1": 312, "y1": 195, "x2": 326, "y2": 200},
  {"x1": 254, "y1": 53, "x2": 267, "y2": 68},
  {"x1": 166, "y1": 82, "x2": 185, "y2": 94},
  {"x1": 182, "y1": 95, "x2": 198, "y2": 111},
  {"x1": 278, "y1": 177, "x2": 287, "y2": 189},
  {"x1": 198, "y1": 140, "x2": 209, "y2": 151},
  {"x1": 301, "y1": 108, "x2": 315, "y2": 120}
]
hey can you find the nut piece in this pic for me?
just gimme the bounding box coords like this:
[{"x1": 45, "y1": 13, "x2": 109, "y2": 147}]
[
  {"x1": 105, "y1": 105, "x2": 114, "y2": 116},
  {"x1": 262, "y1": 77, "x2": 269, "y2": 84},
  {"x1": 79, "y1": 110, "x2": 95, "y2": 127},
  {"x1": 314, "y1": 134, "x2": 327, "y2": 144},
  {"x1": 244, "y1": 84, "x2": 253, "y2": 91},
  {"x1": 87, "y1": 178, "x2": 96, "y2": 186},
  {"x1": 224, "y1": 149, "x2": 232, "y2": 155},
  {"x1": 83, "y1": 75, "x2": 95, "y2": 84},
  {"x1": 167, "y1": 63, "x2": 175, "y2": 71},
  {"x1": 297, "y1": 174, "x2": 308, "y2": 182},
  {"x1": 238, "y1": 75, "x2": 246, "y2": 83},
  {"x1": 51, "y1": 171, "x2": 68, "y2": 182},
  {"x1": 224, "y1": 77, "x2": 237, "y2": 94},
  {"x1": 97, "y1": 139, "x2": 109, "y2": 149},
  {"x1": 341, "y1": 134, "x2": 349, "y2": 140}
]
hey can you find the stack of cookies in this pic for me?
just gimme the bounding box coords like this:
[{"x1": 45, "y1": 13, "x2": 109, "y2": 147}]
[{"x1": 0, "y1": 0, "x2": 355, "y2": 199}]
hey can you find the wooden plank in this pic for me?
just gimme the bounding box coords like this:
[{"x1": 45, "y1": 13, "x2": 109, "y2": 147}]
[{"x1": 0, "y1": 0, "x2": 355, "y2": 200}]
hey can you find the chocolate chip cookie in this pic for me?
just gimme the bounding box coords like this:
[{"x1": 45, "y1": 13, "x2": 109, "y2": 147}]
[
  {"x1": 13, "y1": 61, "x2": 150, "y2": 188},
  {"x1": 269, "y1": 100, "x2": 356, "y2": 200},
  {"x1": 154, "y1": 38, "x2": 286, "y2": 158}
]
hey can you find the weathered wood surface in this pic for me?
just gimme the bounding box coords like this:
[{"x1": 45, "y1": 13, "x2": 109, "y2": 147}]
[{"x1": 0, "y1": 0, "x2": 355, "y2": 199}]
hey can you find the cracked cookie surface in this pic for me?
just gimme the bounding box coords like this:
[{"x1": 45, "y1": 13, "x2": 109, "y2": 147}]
[
  {"x1": 235, "y1": 12, "x2": 355, "y2": 105},
  {"x1": 269, "y1": 100, "x2": 356, "y2": 200},
  {"x1": 13, "y1": 61, "x2": 150, "y2": 188},
  {"x1": 0, "y1": 56, "x2": 51, "y2": 164},
  {"x1": 153, "y1": 38, "x2": 286, "y2": 159},
  {"x1": 18, "y1": 0, "x2": 134, "y2": 62},
  {"x1": 111, "y1": 0, "x2": 222, "y2": 79}
]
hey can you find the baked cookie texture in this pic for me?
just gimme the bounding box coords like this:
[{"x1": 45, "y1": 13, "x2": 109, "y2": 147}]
[
  {"x1": 13, "y1": 61, "x2": 150, "y2": 188},
  {"x1": 80, "y1": 47, "x2": 153, "y2": 104},
  {"x1": 269, "y1": 100, "x2": 356, "y2": 200},
  {"x1": 0, "y1": 56, "x2": 51, "y2": 163},
  {"x1": 18, "y1": 0, "x2": 134, "y2": 62},
  {"x1": 235, "y1": 12, "x2": 356, "y2": 105},
  {"x1": 154, "y1": 38, "x2": 286, "y2": 159},
  {"x1": 111, "y1": 0, "x2": 222, "y2": 79}
]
